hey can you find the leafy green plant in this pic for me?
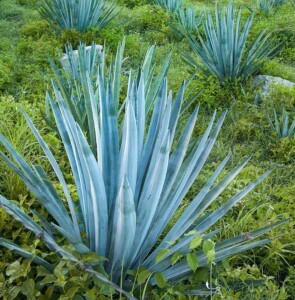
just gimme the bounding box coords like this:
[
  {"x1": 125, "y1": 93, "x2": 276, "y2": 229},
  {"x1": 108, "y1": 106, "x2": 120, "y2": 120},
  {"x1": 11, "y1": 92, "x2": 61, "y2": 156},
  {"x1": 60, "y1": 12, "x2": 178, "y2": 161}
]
[
  {"x1": 38, "y1": 0, "x2": 117, "y2": 33},
  {"x1": 0, "y1": 61, "x2": 287, "y2": 297},
  {"x1": 268, "y1": 109, "x2": 295, "y2": 138},
  {"x1": 180, "y1": 3, "x2": 280, "y2": 86}
]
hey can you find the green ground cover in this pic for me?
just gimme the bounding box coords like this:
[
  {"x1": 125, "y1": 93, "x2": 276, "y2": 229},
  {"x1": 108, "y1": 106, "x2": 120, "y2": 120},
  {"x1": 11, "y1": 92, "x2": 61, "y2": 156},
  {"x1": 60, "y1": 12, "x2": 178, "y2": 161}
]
[{"x1": 0, "y1": 0, "x2": 294, "y2": 298}]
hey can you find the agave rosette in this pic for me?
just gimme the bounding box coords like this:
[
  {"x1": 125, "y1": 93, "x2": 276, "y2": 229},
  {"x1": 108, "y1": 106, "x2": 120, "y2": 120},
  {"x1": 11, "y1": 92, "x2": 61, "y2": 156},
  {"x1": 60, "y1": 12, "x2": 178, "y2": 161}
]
[
  {"x1": 180, "y1": 3, "x2": 280, "y2": 85},
  {"x1": 0, "y1": 45, "x2": 286, "y2": 295}
]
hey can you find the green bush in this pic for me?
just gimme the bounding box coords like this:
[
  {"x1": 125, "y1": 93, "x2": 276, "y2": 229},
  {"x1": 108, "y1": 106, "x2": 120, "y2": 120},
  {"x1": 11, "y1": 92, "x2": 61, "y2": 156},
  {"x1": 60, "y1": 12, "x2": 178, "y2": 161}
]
[
  {"x1": 0, "y1": 60, "x2": 13, "y2": 91},
  {"x1": 124, "y1": 5, "x2": 170, "y2": 34},
  {"x1": 20, "y1": 21, "x2": 51, "y2": 39}
]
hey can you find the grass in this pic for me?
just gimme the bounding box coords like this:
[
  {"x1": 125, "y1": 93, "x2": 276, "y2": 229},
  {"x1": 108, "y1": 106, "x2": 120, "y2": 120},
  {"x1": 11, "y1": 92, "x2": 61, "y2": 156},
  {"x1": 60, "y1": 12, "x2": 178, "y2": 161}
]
[{"x1": 0, "y1": 0, "x2": 294, "y2": 298}]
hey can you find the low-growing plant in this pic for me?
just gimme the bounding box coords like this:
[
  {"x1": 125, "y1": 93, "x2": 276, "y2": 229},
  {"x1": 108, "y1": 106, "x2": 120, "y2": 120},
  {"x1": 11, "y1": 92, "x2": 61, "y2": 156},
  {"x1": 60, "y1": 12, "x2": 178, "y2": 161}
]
[
  {"x1": 0, "y1": 45, "x2": 288, "y2": 297},
  {"x1": 179, "y1": 2, "x2": 280, "y2": 86},
  {"x1": 38, "y1": 0, "x2": 117, "y2": 34},
  {"x1": 268, "y1": 108, "x2": 295, "y2": 138}
]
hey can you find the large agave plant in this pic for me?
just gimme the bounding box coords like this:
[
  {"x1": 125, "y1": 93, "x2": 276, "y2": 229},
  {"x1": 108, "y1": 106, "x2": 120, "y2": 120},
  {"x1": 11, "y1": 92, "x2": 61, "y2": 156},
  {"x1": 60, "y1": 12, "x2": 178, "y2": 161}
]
[
  {"x1": 38, "y1": 0, "x2": 117, "y2": 33},
  {"x1": 180, "y1": 3, "x2": 280, "y2": 85},
  {"x1": 0, "y1": 51, "x2": 286, "y2": 296}
]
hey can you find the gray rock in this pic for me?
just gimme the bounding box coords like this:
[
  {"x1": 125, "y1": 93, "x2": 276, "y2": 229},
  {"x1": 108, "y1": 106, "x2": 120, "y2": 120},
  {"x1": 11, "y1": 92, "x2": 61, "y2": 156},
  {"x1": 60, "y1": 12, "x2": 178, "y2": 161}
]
[
  {"x1": 253, "y1": 75, "x2": 295, "y2": 98},
  {"x1": 60, "y1": 44, "x2": 103, "y2": 69}
]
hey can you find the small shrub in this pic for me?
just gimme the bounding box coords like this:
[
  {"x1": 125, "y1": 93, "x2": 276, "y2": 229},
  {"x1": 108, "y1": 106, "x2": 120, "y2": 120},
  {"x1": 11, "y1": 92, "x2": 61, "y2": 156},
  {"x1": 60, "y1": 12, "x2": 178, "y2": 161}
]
[
  {"x1": 20, "y1": 21, "x2": 51, "y2": 39},
  {"x1": 124, "y1": 5, "x2": 169, "y2": 34}
]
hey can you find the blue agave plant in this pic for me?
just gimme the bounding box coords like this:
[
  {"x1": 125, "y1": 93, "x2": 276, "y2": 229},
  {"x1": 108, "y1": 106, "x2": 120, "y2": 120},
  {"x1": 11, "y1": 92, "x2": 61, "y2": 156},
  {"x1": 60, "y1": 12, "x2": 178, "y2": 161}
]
[
  {"x1": 268, "y1": 108, "x2": 295, "y2": 138},
  {"x1": 0, "y1": 45, "x2": 286, "y2": 297},
  {"x1": 38, "y1": 0, "x2": 117, "y2": 33},
  {"x1": 180, "y1": 2, "x2": 280, "y2": 85}
]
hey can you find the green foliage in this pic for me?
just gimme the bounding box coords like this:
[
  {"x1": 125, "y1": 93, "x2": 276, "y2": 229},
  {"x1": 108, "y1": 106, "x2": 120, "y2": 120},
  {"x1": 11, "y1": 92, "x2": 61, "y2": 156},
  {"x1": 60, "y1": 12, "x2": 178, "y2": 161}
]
[
  {"x1": 124, "y1": 5, "x2": 170, "y2": 34},
  {"x1": 20, "y1": 21, "x2": 51, "y2": 39},
  {"x1": 16, "y1": 0, "x2": 38, "y2": 6},
  {"x1": 117, "y1": 0, "x2": 150, "y2": 8},
  {"x1": 0, "y1": 60, "x2": 13, "y2": 91},
  {"x1": 38, "y1": 0, "x2": 117, "y2": 34},
  {"x1": 180, "y1": 3, "x2": 280, "y2": 86}
]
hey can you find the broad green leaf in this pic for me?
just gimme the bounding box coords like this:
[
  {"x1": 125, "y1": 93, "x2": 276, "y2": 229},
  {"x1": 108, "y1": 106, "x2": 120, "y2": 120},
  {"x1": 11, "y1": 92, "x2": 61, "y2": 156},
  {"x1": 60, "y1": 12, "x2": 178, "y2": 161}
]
[
  {"x1": 154, "y1": 272, "x2": 167, "y2": 288},
  {"x1": 189, "y1": 235, "x2": 203, "y2": 249},
  {"x1": 6, "y1": 261, "x2": 20, "y2": 276},
  {"x1": 137, "y1": 269, "x2": 152, "y2": 284},
  {"x1": 203, "y1": 239, "x2": 215, "y2": 254},
  {"x1": 156, "y1": 249, "x2": 172, "y2": 263},
  {"x1": 186, "y1": 253, "x2": 199, "y2": 272},
  {"x1": 171, "y1": 252, "x2": 182, "y2": 266}
]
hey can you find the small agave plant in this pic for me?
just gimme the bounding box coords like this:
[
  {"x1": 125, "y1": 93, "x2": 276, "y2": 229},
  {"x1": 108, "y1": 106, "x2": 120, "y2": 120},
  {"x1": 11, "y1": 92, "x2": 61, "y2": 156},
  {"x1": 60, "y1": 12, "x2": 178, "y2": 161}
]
[
  {"x1": 0, "y1": 45, "x2": 286, "y2": 297},
  {"x1": 179, "y1": 2, "x2": 281, "y2": 86},
  {"x1": 268, "y1": 108, "x2": 295, "y2": 138},
  {"x1": 253, "y1": 0, "x2": 285, "y2": 15}
]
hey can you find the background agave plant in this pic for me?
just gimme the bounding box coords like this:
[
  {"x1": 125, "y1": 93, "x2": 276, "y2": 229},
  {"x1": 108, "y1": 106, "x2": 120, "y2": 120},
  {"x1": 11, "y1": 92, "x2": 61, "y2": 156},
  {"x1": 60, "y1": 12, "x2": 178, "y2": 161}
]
[
  {"x1": 251, "y1": 0, "x2": 286, "y2": 15},
  {"x1": 154, "y1": 0, "x2": 184, "y2": 14},
  {"x1": 48, "y1": 39, "x2": 176, "y2": 153},
  {"x1": 179, "y1": 2, "x2": 281, "y2": 86},
  {"x1": 268, "y1": 108, "x2": 295, "y2": 138},
  {"x1": 38, "y1": 0, "x2": 117, "y2": 33},
  {"x1": 171, "y1": 5, "x2": 204, "y2": 36}
]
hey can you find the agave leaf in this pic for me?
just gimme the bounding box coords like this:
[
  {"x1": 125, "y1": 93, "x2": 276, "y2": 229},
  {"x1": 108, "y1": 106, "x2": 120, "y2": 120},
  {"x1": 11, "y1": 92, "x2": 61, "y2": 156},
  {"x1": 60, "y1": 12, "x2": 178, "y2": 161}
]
[
  {"x1": 132, "y1": 132, "x2": 171, "y2": 265},
  {"x1": 0, "y1": 140, "x2": 75, "y2": 238},
  {"x1": 108, "y1": 176, "x2": 136, "y2": 281},
  {"x1": 98, "y1": 70, "x2": 120, "y2": 209},
  {"x1": 118, "y1": 97, "x2": 138, "y2": 195},
  {"x1": 134, "y1": 79, "x2": 168, "y2": 203},
  {"x1": 21, "y1": 108, "x2": 81, "y2": 238}
]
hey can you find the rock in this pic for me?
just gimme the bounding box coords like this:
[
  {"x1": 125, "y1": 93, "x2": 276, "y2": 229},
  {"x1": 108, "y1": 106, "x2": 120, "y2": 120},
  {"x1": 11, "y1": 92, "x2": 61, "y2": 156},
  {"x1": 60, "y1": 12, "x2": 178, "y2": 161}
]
[
  {"x1": 60, "y1": 44, "x2": 103, "y2": 69},
  {"x1": 253, "y1": 75, "x2": 295, "y2": 98}
]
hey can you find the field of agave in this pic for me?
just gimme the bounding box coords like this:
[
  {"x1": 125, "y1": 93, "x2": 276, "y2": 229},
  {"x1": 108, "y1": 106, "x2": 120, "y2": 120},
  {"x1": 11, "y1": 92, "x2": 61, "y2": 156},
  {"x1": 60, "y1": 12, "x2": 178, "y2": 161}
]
[{"x1": 0, "y1": 0, "x2": 294, "y2": 299}]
